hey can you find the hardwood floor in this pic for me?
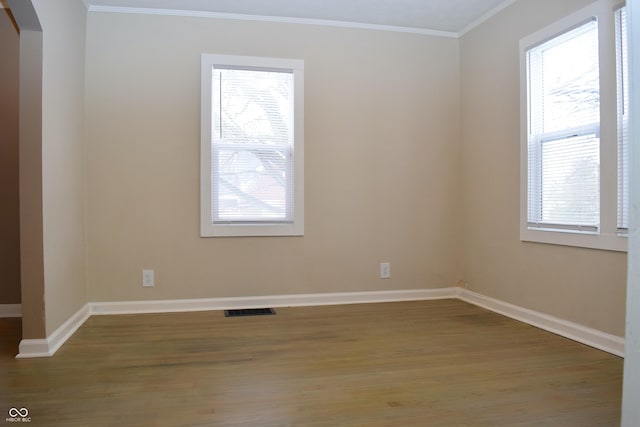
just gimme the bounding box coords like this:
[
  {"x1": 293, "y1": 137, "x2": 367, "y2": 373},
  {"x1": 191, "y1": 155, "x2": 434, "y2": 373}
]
[{"x1": 0, "y1": 300, "x2": 623, "y2": 426}]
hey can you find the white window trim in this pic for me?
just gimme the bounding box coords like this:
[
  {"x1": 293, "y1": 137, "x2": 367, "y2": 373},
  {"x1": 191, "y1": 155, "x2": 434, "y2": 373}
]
[
  {"x1": 519, "y1": 0, "x2": 627, "y2": 252},
  {"x1": 200, "y1": 54, "x2": 304, "y2": 237}
]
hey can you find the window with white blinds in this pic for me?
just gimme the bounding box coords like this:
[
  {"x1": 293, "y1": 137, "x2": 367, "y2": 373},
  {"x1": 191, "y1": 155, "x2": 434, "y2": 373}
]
[
  {"x1": 526, "y1": 19, "x2": 600, "y2": 232},
  {"x1": 616, "y1": 6, "x2": 629, "y2": 235},
  {"x1": 201, "y1": 55, "x2": 304, "y2": 237},
  {"x1": 519, "y1": 0, "x2": 627, "y2": 252},
  {"x1": 212, "y1": 68, "x2": 293, "y2": 223}
]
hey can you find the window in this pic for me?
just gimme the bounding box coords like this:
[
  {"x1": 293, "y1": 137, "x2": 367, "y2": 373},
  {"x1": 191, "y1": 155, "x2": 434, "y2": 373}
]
[
  {"x1": 526, "y1": 19, "x2": 600, "y2": 232},
  {"x1": 616, "y1": 6, "x2": 629, "y2": 234},
  {"x1": 520, "y1": 1, "x2": 627, "y2": 251},
  {"x1": 200, "y1": 54, "x2": 304, "y2": 237}
]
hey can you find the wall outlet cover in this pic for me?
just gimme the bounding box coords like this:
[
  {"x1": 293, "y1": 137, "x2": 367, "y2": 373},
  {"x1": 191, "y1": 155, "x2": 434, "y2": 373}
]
[{"x1": 142, "y1": 269, "x2": 155, "y2": 287}]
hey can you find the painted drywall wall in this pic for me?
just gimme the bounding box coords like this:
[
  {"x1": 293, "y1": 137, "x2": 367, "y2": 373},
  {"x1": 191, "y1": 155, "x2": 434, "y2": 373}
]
[
  {"x1": 31, "y1": 0, "x2": 88, "y2": 335},
  {"x1": 6, "y1": 0, "x2": 46, "y2": 339},
  {"x1": 460, "y1": 0, "x2": 627, "y2": 336},
  {"x1": 622, "y1": 0, "x2": 640, "y2": 423},
  {"x1": 84, "y1": 12, "x2": 461, "y2": 301},
  {"x1": 0, "y1": 9, "x2": 21, "y2": 305}
]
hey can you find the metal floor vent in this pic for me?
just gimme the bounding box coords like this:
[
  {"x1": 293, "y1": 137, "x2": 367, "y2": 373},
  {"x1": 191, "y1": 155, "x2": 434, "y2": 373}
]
[{"x1": 224, "y1": 308, "x2": 276, "y2": 317}]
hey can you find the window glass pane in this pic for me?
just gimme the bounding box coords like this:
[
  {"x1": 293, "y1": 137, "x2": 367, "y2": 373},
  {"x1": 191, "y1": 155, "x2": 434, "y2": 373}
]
[
  {"x1": 212, "y1": 68, "x2": 294, "y2": 223},
  {"x1": 539, "y1": 25, "x2": 600, "y2": 133},
  {"x1": 214, "y1": 147, "x2": 290, "y2": 221},
  {"x1": 540, "y1": 133, "x2": 600, "y2": 226}
]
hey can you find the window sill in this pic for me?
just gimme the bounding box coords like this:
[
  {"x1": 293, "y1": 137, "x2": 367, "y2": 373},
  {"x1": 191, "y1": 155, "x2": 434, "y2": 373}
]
[
  {"x1": 520, "y1": 227, "x2": 627, "y2": 252},
  {"x1": 201, "y1": 222, "x2": 304, "y2": 237}
]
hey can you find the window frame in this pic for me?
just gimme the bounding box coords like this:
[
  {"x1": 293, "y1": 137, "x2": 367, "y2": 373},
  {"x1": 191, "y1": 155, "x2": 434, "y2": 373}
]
[
  {"x1": 519, "y1": 0, "x2": 627, "y2": 252},
  {"x1": 200, "y1": 54, "x2": 304, "y2": 237}
]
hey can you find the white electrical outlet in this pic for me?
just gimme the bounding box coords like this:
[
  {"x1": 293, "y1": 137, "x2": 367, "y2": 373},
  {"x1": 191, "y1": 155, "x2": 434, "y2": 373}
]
[
  {"x1": 380, "y1": 262, "x2": 391, "y2": 279},
  {"x1": 142, "y1": 269, "x2": 155, "y2": 287}
]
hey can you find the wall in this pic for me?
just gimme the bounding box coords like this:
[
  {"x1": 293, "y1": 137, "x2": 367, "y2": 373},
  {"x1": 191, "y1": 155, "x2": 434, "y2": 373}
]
[
  {"x1": 460, "y1": 0, "x2": 627, "y2": 336},
  {"x1": 32, "y1": 0, "x2": 88, "y2": 335},
  {"x1": 6, "y1": 0, "x2": 46, "y2": 339},
  {"x1": 622, "y1": 0, "x2": 640, "y2": 423},
  {"x1": 84, "y1": 13, "x2": 461, "y2": 301},
  {"x1": 0, "y1": 8, "x2": 21, "y2": 306}
]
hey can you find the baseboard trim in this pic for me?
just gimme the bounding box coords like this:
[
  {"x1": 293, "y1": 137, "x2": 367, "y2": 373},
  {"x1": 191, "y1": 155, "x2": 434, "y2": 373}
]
[
  {"x1": 90, "y1": 288, "x2": 458, "y2": 315},
  {"x1": 16, "y1": 304, "x2": 91, "y2": 359},
  {"x1": 457, "y1": 288, "x2": 625, "y2": 357},
  {"x1": 12, "y1": 287, "x2": 624, "y2": 358},
  {"x1": 0, "y1": 304, "x2": 22, "y2": 318}
]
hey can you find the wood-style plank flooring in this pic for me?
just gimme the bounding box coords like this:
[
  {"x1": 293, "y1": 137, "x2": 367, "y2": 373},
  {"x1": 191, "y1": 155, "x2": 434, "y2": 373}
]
[{"x1": 0, "y1": 300, "x2": 623, "y2": 426}]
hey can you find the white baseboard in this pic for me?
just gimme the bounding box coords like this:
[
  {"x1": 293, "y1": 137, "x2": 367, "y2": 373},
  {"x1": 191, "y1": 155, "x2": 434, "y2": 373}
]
[
  {"x1": 90, "y1": 288, "x2": 458, "y2": 315},
  {"x1": 14, "y1": 289, "x2": 454, "y2": 358},
  {"x1": 12, "y1": 287, "x2": 625, "y2": 358},
  {"x1": 0, "y1": 304, "x2": 21, "y2": 318},
  {"x1": 15, "y1": 339, "x2": 50, "y2": 358},
  {"x1": 16, "y1": 304, "x2": 91, "y2": 359},
  {"x1": 457, "y1": 288, "x2": 625, "y2": 357}
]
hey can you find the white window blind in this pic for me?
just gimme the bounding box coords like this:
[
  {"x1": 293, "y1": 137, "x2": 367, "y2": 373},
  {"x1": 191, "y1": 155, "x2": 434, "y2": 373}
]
[
  {"x1": 526, "y1": 19, "x2": 600, "y2": 232},
  {"x1": 616, "y1": 6, "x2": 629, "y2": 234},
  {"x1": 212, "y1": 68, "x2": 294, "y2": 223}
]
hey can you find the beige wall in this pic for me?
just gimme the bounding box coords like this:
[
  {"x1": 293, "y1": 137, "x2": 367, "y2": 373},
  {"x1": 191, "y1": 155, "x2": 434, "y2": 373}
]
[
  {"x1": 7, "y1": 0, "x2": 46, "y2": 339},
  {"x1": 32, "y1": 0, "x2": 88, "y2": 335},
  {"x1": 0, "y1": 9, "x2": 21, "y2": 305},
  {"x1": 460, "y1": 0, "x2": 627, "y2": 336},
  {"x1": 622, "y1": 0, "x2": 640, "y2": 421},
  {"x1": 84, "y1": 13, "x2": 462, "y2": 301}
]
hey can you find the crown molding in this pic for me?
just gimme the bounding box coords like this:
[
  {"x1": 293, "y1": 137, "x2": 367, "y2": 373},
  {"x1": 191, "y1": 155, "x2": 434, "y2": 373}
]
[
  {"x1": 459, "y1": 0, "x2": 519, "y2": 36},
  {"x1": 87, "y1": 5, "x2": 458, "y2": 38}
]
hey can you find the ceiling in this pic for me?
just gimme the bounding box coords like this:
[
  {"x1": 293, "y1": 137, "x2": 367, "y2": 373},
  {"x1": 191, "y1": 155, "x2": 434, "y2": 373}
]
[{"x1": 82, "y1": 0, "x2": 516, "y2": 35}]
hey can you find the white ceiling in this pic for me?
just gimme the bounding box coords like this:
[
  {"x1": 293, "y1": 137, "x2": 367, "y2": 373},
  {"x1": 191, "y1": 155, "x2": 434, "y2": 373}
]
[{"x1": 83, "y1": 0, "x2": 516, "y2": 35}]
